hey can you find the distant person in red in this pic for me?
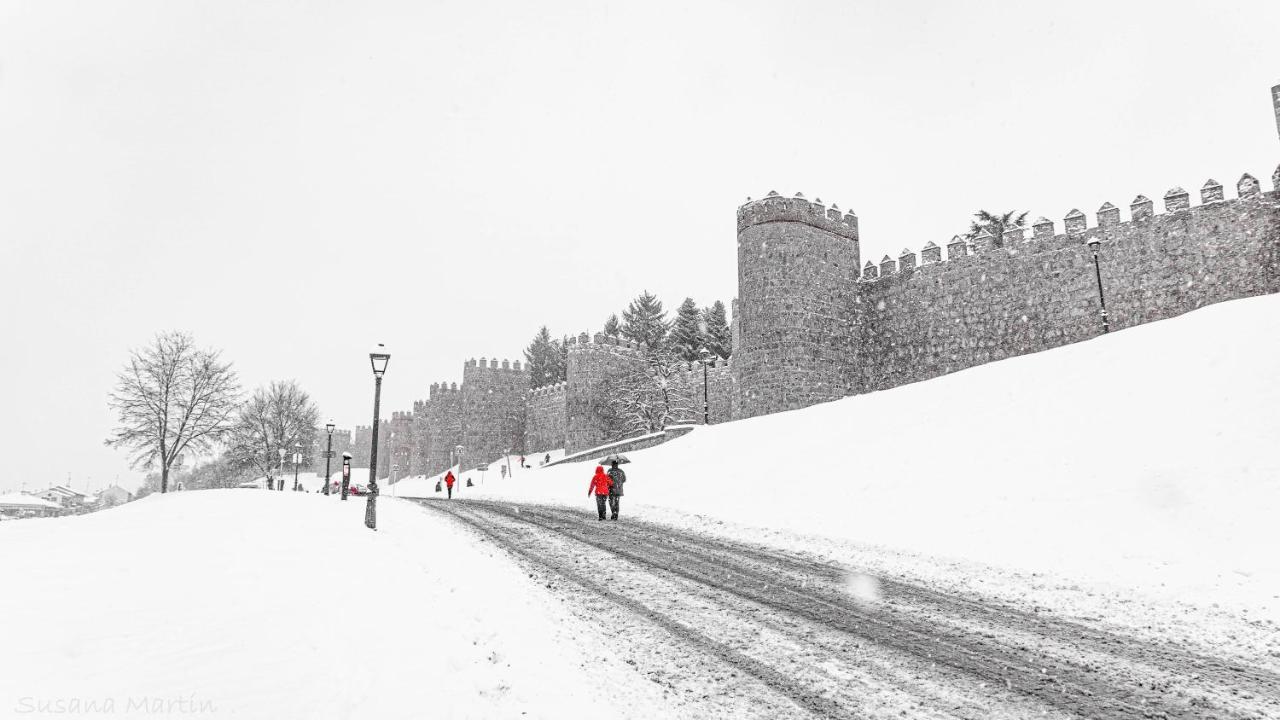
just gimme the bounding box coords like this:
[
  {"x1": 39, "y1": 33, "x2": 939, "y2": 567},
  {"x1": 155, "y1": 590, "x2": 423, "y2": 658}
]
[
  {"x1": 444, "y1": 471, "x2": 456, "y2": 499},
  {"x1": 587, "y1": 466, "x2": 613, "y2": 521}
]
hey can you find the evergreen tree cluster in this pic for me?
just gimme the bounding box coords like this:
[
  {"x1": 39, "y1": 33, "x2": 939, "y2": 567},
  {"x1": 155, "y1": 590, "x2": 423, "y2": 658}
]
[
  {"x1": 611, "y1": 291, "x2": 731, "y2": 361},
  {"x1": 523, "y1": 326, "x2": 568, "y2": 389},
  {"x1": 523, "y1": 292, "x2": 732, "y2": 389}
]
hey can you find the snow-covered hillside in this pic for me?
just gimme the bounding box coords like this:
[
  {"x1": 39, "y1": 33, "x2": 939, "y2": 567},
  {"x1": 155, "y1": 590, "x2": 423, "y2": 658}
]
[
  {"x1": 399, "y1": 294, "x2": 1280, "y2": 617},
  {"x1": 0, "y1": 492, "x2": 673, "y2": 720}
]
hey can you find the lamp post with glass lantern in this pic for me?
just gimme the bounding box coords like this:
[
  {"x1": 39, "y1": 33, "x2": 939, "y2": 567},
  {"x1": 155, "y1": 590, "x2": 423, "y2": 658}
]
[
  {"x1": 365, "y1": 344, "x2": 390, "y2": 528},
  {"x1": 322, "y1": 421, "x2": 335, "y2": 495},
  {"x1": 698, "y1": 346, "x2": 712, "y2": 425},
  {"x1": 292, "y1": 442, "x2": 302, "y2": 491},
  {"x1": 276, "y1": 447, "x2": 286, "y2": 491},
  {"x1": 1087, "y1": 238, "x2": 1110, "y2": 333}
]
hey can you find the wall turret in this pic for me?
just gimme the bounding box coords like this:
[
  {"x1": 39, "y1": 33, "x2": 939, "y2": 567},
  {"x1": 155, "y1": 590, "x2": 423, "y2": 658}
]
[{"x1": 734, "y1": 192, "x2": 861, "y2": 418}]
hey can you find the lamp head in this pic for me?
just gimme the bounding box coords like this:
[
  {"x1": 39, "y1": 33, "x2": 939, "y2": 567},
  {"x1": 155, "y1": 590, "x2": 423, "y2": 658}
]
[
  {"x1": 369, "y1": 343, "x2": 391, "y2": 377},
  {"x1": 325, "y1": 420, "x2": 335, "y2": 434},
  {"x1": 1087, "y1": 238, "x2": 1102, "y2": 251}
]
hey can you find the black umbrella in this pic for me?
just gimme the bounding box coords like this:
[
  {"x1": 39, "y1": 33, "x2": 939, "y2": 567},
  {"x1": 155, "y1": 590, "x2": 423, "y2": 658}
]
[{"x1": 599, "y1": 454, "x2": 631, "y2": 465}]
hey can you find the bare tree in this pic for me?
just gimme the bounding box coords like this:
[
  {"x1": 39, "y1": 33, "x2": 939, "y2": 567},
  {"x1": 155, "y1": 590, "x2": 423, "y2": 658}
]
[
  {"x1": 226, "y1": 380, "x2": 321, "y2": 490},
  {"x1": 607, "y1": 348, "x2": 697, "y2": 438},
  {"x1": 105, "y1": 331, "x2": 241, "y2": 494}
]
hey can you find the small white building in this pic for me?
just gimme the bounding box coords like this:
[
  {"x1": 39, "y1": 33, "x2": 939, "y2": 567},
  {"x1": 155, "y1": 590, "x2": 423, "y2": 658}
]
[
  {"x1": 97, "y1": 485, "x2": 132, "y2": 508},
  {"x1": 38, "y1": 485, "x2": 92, "y2": 513},
  {"x1": 0, "y1": 493, "x2": 63, "y2": 519}
]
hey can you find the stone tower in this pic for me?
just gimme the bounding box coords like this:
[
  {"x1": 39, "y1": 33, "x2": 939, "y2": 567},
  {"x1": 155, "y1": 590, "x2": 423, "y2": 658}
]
[
  {"x1": 564, "y1": 333, "x2": 646, "y2": 453},
  {"x1": 461, "y1": 357, "x2": 530, "y2": 469},
  {"x1": 735, "y1": 192, "x2": 860, "y2": 419}
]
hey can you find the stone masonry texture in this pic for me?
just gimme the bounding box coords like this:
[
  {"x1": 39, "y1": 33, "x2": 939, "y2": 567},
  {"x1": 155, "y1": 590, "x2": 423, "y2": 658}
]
[
  {"x1": 736, "y1": 192, "x2": 861, "y2": 418},
  {"x1": 526, "y1": 382, "x2": 567, "y2": 453},
  {"x1": 461, "y1": 358, "x2": 529, "y2": 470}
]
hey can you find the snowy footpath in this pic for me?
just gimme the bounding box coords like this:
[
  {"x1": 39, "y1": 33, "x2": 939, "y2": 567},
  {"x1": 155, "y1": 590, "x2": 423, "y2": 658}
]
[{"x1": 0, "y1": 491, "x2": 676, "y2": 720}]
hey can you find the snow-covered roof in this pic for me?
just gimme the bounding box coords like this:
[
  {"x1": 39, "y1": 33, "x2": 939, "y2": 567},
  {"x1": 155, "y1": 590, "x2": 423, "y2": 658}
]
[
  {"x1": 43, "y1": 485, "x2": 88, "y2": 498},
  {"x1": 0, "y1": 493, "x2": 62, "y2": 509}
]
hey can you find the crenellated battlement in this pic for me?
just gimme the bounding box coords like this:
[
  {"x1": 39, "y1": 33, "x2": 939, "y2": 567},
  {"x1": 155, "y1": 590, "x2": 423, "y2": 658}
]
[
  {"x1": 464, "y1": 357, "x2": 527, "y2": 373},
  {"x1": 428, "y1": 381, "x2": 461, "y2": 400},
  {"x1": 737, "y1": 191, "x2": 859, "y2": 241},
  {"x1": 856, "y1": 169, "x2": 1280, "y2": 283},
  {"x1": 565, "y1": 332, "x2": 647, "y2": 356},
  {"x1": 529, "y1": 381, "x2": 567, "y2": 399}
]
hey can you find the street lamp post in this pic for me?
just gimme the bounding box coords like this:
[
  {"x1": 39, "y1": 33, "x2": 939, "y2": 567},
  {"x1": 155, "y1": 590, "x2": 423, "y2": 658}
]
[
  {"x1": 322, "y1": 421, "x2": 335, "y2": 496},
  {"x1": 341, "y1": 451, "x2": 352, "y2": 500},
  {"x1": 1087, "y1": 238, "x2": 1110, "y2": 333},
  {"x1": 454, "y1": 444, "x2": 464, "y2": 492},
  {"x1": 698, "y1": 346, "x2": 711, "y2": 425},
  {"x1": 366, "y1": 344, "x2": 391, "y2": 529},
  {"x1": 292, "y1": 442, "x2": 302, "y2": 491},
  {"x1": 277, "y1": 447, "x2": 286, "y2": 491}
]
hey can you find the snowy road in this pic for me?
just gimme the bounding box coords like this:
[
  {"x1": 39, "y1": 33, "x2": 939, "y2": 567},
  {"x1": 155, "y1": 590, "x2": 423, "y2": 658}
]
[{"x1": 414, "y1": 498, "x2": 1280, "y2": 720}]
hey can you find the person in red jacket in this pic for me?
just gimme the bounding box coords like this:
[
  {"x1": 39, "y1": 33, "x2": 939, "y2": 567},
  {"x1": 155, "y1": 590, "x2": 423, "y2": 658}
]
[
  {"x1": 587, "y1": 466, "x2": 613, "y2": 521},
  {"x1": 444, "y1": 471, "x2": 456, "y2": 500}
]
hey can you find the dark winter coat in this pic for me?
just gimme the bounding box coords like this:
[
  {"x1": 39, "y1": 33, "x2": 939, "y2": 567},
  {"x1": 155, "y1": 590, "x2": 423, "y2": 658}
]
[
  {"x1": 607, "y1": 467, "x2": 626, "y2": 497},
  {"x1": 587, "y1": 466, "x2": 613, "y2": 496}
]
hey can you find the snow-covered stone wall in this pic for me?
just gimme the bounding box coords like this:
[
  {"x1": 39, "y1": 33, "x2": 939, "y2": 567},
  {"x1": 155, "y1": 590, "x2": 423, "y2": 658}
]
[
  {"x1": 854, "y1": 176, "x2": 1279, "y2": 394},
  {"x1": 526, "y1": 381, "x2": 566, "y2": 454},
  {"x1": 735, "y1": 172, "x2": 1280, "y2": 415},
  {"x1": 461, "y1": 358, "x2": 529, "y2": 470}
]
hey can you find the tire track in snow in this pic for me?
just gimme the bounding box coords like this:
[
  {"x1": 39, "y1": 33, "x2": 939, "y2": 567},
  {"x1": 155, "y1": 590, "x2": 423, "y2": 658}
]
[
  {"x1": 413, "y1": 498, "x2": 1274, "y2": 719},
  {"x1": 416, "y1": 500, "x2": 857, "y2": 719},
  {"x1": 520, "y1": 503, "x2": 1280, "y2": 712}
]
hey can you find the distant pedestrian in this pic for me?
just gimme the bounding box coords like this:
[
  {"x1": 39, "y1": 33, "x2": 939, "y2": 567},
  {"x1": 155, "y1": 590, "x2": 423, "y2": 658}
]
[
  {"x1": 606, "y1": 461, "x2": 626, "y2": 521},
  {"x1": 587, "y1": 465, "x2": 613, "y2": 521},
  {"x1": 444, "y1": 471, "x2": 456, "y2": 499},
  {"x1": 466, "y1": 477, "x2": 474, "y2": 488},
  {"x1": 501, "y1": 465, "x2": 507, "y2": 479},
  {"x1": 520, "y1": 455, "x2": 526, "y2": 469},
  {"x1": 365, "y1": 479, "x2": 379, "y2": 530},
  {"x1": 544, "y1": 453, "x2": 550, "y2": 465}
]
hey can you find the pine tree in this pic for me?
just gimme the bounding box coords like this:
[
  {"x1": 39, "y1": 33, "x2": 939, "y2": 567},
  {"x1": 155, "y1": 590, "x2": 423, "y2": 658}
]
[
  {"x1": 965, "y1": 210, "x2": 1028, "y2": 248},
  {"x1": 703, "y1": 300, "x2": 732, "y2": 359},
  {"x1": 603, "y1": 313, "x2": 621, "y2": 337},
  {"x1": 669, "y1": 297, "x2": 705, "y2": 361},
  {"x1": 620, "y1": 291, "x2": 671, "y2": 350},
  {"x1": 523, "y1": 327, "x2": 566, "y2": 388}
]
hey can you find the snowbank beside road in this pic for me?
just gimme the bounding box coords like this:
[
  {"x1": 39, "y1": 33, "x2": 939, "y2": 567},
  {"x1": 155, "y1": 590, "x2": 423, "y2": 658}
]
[
  {"x1": 0, "y1": 491, "x2": 672, "y2": 720},
  {"x1": 402, "y1": 294, "x2": 1280, "y2": 618}
]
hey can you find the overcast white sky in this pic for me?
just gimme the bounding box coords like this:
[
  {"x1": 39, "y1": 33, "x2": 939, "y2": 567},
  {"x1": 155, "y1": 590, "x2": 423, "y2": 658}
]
[{"x1": 1, "y1": 1, "x2": 1277, "y2": 493}]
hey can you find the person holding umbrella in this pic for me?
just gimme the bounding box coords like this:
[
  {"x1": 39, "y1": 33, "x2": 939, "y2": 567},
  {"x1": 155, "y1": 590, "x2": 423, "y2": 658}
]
[{"x1": 602, "y1": 454, "x2": 628, "y2": 521}]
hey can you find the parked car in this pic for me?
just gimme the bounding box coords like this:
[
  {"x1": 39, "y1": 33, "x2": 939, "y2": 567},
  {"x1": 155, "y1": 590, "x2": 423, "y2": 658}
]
[{"x1": 328, "y1": 480, "x2": 364, "y2": 495}]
